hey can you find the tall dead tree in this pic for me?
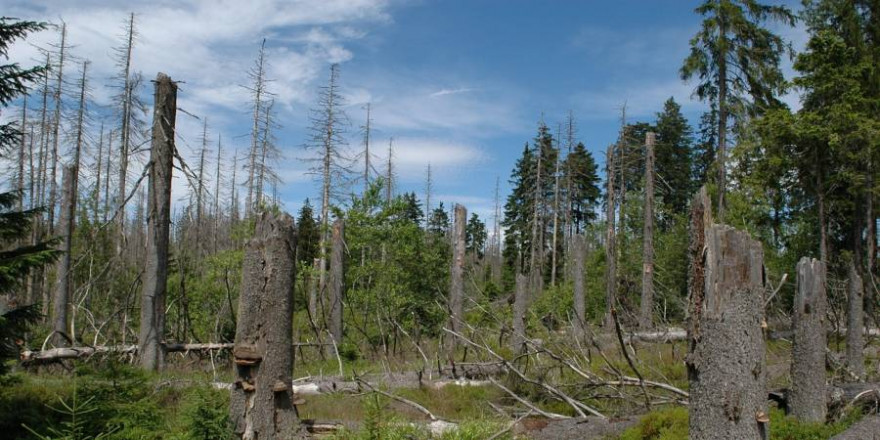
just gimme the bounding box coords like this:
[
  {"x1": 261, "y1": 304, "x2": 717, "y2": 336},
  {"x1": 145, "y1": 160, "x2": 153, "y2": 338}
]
[
  {"x1": 115, "y1": 13, "x2": 142, "y2": 254},
  {"x1": 385, "y1": 137, "x2": 394, "y2": 204},
  {"x1": 604, "y1": 145, "x2": 616, "y2": 329},
  {"x1": 307, "y1": 64, "x2": 348, "y2": 296},
  {"x1": 790, "y1": 257, "x2": 828, "y2": 423},
  {"x1": 846, "y1": 262, "x2": 865, "y2": 381},
  {"x1": 447, "y1": 204, "x2": 466, "y2": 361},
  {"x1": 687, "y1": 187, "x2": 768, "y2": 440},
  {"x1": 230, "y1": 211, "x2": 304, "y2": 440},
  {"x1": 639, "y1": 132, "x2": 656, "y2": 329},
  {"x1": 572, "y1": 234, "x2": 586, "y2": 338},
  {"x1": 48, "y1": 23, "x2": 68, "y2": 235},
  {"x1": 52, "y1": 166, "x2": 75, "y2": 345},
  {"x1": 511, "y1": 273, "x2": 527, "y2": 354},
  {"x1": 138, "y1": 73, "x2": 177, "y2": 371},
  {"x1": 362, "y1": 102, "x2": 372, "y2": 196},
  {"x1": 245, "y1": 39, "x2": 269, "y2": 216},
  {"x1": 329, "y1": 218, "x2": 345, "y2": 346},
  {"x1": 550, "y1": 130, "x2": 561, "y2": 287}
]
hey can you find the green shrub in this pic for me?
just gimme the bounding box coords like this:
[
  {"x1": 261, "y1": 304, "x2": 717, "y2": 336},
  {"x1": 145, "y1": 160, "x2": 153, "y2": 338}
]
[
  {"x1": 175, "y1": 386, "x2": 232, "y2": 440},
  {"x1": 618, "y1": 406, "x2": 687, "y2": 440}
]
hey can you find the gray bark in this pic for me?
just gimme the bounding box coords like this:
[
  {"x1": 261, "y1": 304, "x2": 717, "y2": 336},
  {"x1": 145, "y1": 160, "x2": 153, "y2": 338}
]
[
  {"x1": 790, "y1": 257, "x2": 828, "y2": 422},
  {"x1": 846, "y1": 263, "x2": 865, "y2": 381},
  {"x1": 604, "y1": 145, "x2": 616, "y2": 329},
  {"x1": 138, "y1": 73, "x2": 176, "y2": 371},
  {"x1": 687, "y1": 187, "x2": 768, "y2": 440},
  {"x1": 329, "y1": 218, "x2": 344, "y2": 346},
  {"x1": 448, "y1": 204, "x2": 466, "y2": 360},
  {"x1": 512, "y1": 273, "x2": 527, "y2": 354},
  {"x1": 52, "y1": 165, "x2": 75, "y2": 345},
  {"x1": 230, "y1": 211, "x2": 304, "y2": 440},
  {"x1": 639, "y1": 132, "x2": 655, "y2": 329},
  {"x1": 572, "y1": 234, "x2": 586, "y2": 339}
]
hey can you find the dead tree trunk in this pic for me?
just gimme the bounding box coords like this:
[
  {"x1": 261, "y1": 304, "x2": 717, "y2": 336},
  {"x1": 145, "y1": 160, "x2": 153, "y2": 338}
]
[
  {"x1": 512, "y1": 273, "x2": 527, "y2": 354},
  {"x1": 604, "y1": 145, "x2": 616, "y2": 330},
  {"x1": 138, "y1": 73, "x2": 176, "y2": 371},
  {"x1": 639, "y1": 132, "x2": 655, "y2": 329},
  {"x1": 230, "y1": 211, "x2": 304, "y2": 440},
  {"x1": 52, "y1": 165, "x2": 75, "y2": 346},
  {"x1": 846, "y1": 262, "x2": 865, "y2": 381},
  {"x1": 447, "y1": 204, "x2": 466, "y2": 361},
  {"x1": 329, "y1": 218, "x2": 344, "y2": 346},
  {"x1": 790, "y1": 257, "x2": 828, "y2": 423},
  {"x1": 572, "y1": 234, "x2": 586, "y2": 339},
  {"x1": 687, "y1": 187, "x2": 768, "y2": 440}
]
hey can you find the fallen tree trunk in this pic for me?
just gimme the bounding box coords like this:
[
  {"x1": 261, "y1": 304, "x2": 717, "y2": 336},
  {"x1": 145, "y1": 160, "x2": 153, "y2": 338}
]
[{"x1": 20, "y1": 342, "x2": 331, "y2": 363}]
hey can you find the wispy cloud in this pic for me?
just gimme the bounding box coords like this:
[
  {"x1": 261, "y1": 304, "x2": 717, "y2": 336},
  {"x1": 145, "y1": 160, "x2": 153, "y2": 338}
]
[{"x1": 429, "y1": 87, "x2": 477, "y2": 98}]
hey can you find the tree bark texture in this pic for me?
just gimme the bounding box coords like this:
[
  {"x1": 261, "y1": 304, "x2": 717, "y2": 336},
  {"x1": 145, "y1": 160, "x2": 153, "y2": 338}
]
[
  {"x1": 639, "y1": 132, "x2": 655, "y2": 329},
  {"x1": 329, "y1": 218, "x2": 344, "y2": 346},
  {"x1": 846, "y1": 262, "x2": 865, "y2": 381},
  {"x1": 687, "y1": 187, "x2": 768, "y2": 440},
  {"x1": 230, "y1": 211, "x2": 304, "y2": 440},
  {"x1": 512, "y1": 273, "x2": 527, "y2": 354},
  {"x1": 572, "y1": 234, "x2": 586, "y2": 339},
  {"x1": 447, "y1": 204, "x2": 466, "y2": 360},
  {"x1": 138, "y1": 73, "x2": 176, "y2": 371},
  {"x1": 790, "y1": 257, "x2": 828, "y2": 422},
  {"x1": 604, "y1": 145, "x2": 616, "y2": 330},
  {"x1": 52, "y1": 165, "x2": 75, "y2": 345}
]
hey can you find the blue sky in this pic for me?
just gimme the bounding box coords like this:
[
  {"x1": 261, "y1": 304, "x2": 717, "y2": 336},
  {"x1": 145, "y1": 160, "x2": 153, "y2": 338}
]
[{"x1": 7, "y1": 0, "x2": 806, "y2": 226}]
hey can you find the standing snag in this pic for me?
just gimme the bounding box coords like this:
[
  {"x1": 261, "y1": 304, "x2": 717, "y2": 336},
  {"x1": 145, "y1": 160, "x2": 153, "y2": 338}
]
[
  {"x1": 329, "y1": 217, "x2": 344, "y2": 347},
  {"x1": 639, "y1": 132, "x2": 655, "y2": 329},
  {"x1": 447, "y1": 204, "x2": 466, "y2": 360},
  {"x1": 51, "y1": 165, "x2": 75, "y2": 346},
  {"x1": 687, "y1": 188, "x2": 768, "y2": 440},
  {"x1": 138, "y1": 73, "x2": 176, "y2": 371},
  {"x1": 572, "y1": 234, "x2": 586, "y2": 339},
  {"x1": 512, "y1": 273, "x2": 527, "y2": 354},
  {"x1": 790, "y1": 257, "x2": 827, "y2": 423},
  {"x1": 230, "y1": 211, "x2": 304, "y2": 440},
  {"x1": 846, "y1": 262, "x2": 865, "y2": 382}
]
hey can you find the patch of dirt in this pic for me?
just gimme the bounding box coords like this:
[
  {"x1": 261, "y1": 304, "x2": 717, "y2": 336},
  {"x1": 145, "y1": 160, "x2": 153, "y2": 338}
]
[{"x1": 517, "y1": 416, "x2": 640, "y2": 440}]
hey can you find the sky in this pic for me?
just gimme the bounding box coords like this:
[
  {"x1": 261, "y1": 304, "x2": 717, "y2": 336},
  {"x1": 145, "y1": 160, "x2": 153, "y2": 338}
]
[{"x1": 6, "y1": 0, "x2": 807, "y2": 226}]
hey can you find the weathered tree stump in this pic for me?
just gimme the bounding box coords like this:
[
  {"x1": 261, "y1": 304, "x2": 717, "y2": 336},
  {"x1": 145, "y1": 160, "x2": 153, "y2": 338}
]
[
  {"x1": 512, "y1": 273, "x2": 527, "y2": 354},
  {"x1": 687, "y1": 188, "x2": 768, "y2": 440},
  {"x1": 139, "y1": 73, "x2": 176, "y2": 371},
  {"x1": 230, "y1": 211, "x2": 304, "y2": 439},
  {"x1": 329, "y1": 218, "x2": 344, "y2": 346},
  {"x1": 790, "y1": 257, "x2": 827, "y2": 422},
  {"x1": 447, "y1": 204, "x2": 466, "y2": 360},
  {"x1": 846, "y1": 262, "x2": 865, "y2": 382}
]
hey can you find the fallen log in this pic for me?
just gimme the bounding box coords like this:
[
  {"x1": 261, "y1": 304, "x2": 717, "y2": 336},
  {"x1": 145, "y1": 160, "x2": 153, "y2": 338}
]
[{"x1": 20, "y1": 342, "x2": 331, "y2": 363}]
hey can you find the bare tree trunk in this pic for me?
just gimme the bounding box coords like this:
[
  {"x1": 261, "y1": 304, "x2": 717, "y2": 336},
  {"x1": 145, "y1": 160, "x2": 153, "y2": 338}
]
[
  {"x1": 117, "y1": 13, "x2": 137, "y2": 256},
  {"x1": 687, "y1": 187, "x2": 767, "y2": 440},
  {"x1": 717, "y1": 56, "x2": 728, "y2": 223},
  {"x1": 604, "y1": 145, "x2": 616, "y2": 330},
  {"x1": 309, "y1": 258, "x2": 319, "y2": 329},
  {"x1": 94, "y1": 123, "x2": 104, "y2": 224},
  {"x1": 639, "y1": 132, "x2": 655, "y2": 329},
  {"x1": 790, "y1": 257, "x2": 828, "y2": 423},
  {"x1": 447, "y1": 204, "x2": 466, "y2": 361},
  {"x1": 329, "y1": 218, "x2": 344, "y2": 346},
  {"x1": 512, "y1": 273, "x2": 527, "y2": 354},
  {"x1": 230, "y1": 211, "x2": 304, "y2": 440},
  {"x1": 246, "y1": 39, "x2": 267, "y2": 217},
  {"x1": 48, "y1": 24, "x2": 68, "y2": 236},
  {"x1": 551, "y1": 147, "x2": 561, "y2": 287},
  {"x1": 138, "y1": 73, "x2": 177, "y2": 371},
  {"x1": 530, "y1": 137, "x2": 544, "y2": 298},
  {"x1": 866, "y1": 162, "x2": 875, "y2": 322},
  {"x1": 491, "y1": 176, "x2": 502, "y2": 286},
  {"x1": 846, "y1": 262, "x2": 865, "y2": 381},
  {"x1": 52, "y1": 166, "x2": 75, "y2": 346},
  {"x1": 572, "y1": 234, "x2": 586, "y2": 339},
  {"x1": 18, "y1": 94, "x2": 27, "y2": 213},
  {"x1": 213, "y1": 135, "x2": 222, "y2": 254}
]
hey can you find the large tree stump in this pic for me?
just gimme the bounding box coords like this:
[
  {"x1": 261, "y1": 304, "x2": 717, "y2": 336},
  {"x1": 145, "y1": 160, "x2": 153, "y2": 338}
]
[
  {"x1": 328, "y1": 218, "x2": 344, "y2": 346},
  {"x1": 687, "y1": 188, "x2": 768, "y2": 440},
  {"x1": 512, "y1": 273, "x2": 527, "y2": 354},
  {"x1": 230, "y1": 211, "x2": 304, "y2": 440},
  {"x1": 447, "y1": 204, "x2": 466, "y2": 360},
  {"x1": 846, "y1": 262, "x2": 865, "y2": 381},
  {"x1": 139, "y1": 73, "x2": 176, "y2": 371},
  {"x1": 790, "y1": 258, "x2": 828, "y2": 422}
]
